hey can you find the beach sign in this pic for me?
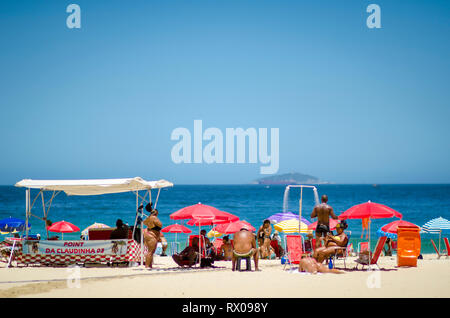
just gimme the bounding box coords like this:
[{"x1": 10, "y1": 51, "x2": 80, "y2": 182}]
[{"x1": 23, "y1": 239, "x2": 128, "y2": 256}]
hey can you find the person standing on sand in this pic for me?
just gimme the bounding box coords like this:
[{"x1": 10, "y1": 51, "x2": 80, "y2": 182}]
[
  {"x1": 257, "y1": 220, "x2": 272, "y2": 259},
  {"x1": 232, "y1": 228, "x2": 259, "y2": 271},
  {"x1": 143, "y1": 203, "x2": 162, "y2": 268},
  {"x1": 311, "y1": 195, "x2": 339, "y2": 248}
]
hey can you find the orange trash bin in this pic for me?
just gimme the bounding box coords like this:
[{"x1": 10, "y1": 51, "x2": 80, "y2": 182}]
[{"x1": 397, "y1": 226, "x2": 421, "y2": 267}]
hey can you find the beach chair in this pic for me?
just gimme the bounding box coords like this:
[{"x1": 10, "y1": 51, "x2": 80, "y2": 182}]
[
  {"x1": 358, "y1": 241, "x2": 369, "y2": 254},
  {"x1": 354, "y1": 236, "x2": 387, "y2": 270},
  {"x1": 444, "y1": 238, "x2": 450, "y2": 258},
  {"x1": 431, "y1": 239, "x2": 441, "y2": 259},
  {"x1": 170, "y1": 242, "x2": 180, "y2": 256},
  {"x1": 212, "y1": 238, "x2": 224, "y2": 256},
  {"x1": 270, "y1": 240, "x2": 281, "y2": 258},
  {"x1": 331, "y1": 232, "x2": 351, "y2": 269},
  {"x1": 284, "y1": 235, "x2": 303, "y2": 270}
]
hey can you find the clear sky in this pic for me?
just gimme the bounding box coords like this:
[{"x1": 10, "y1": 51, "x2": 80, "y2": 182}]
[{"x1": 0, "y1": 0, "x2": 449, "y2": 184}]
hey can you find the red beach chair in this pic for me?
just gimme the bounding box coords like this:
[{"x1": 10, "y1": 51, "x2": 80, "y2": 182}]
[
  {"x1": 444, "y1": 238, "x2": 450, "y2": 258},
  {"x1": 431, "y1": 239, "x2": 441, "y2": 259},
  {"x1": 358, "y1": 242, "x2": 369, "y2": 254},
  {"x1": 284, "y1": 235, "x2": 303, "y2": 270},
  {"x1": 354, "y1": 237, "x2": 387, "y2": 270},
  {"x1": 213, "y1": 238, "x2": 224, "y2": 255}
]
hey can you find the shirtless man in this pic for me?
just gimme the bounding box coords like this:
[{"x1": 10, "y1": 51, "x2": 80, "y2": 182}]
[
  {"x1": 257, "y1": 220, "x2": 272, "y2": 259},
  {"x1": 143, "y1": 205, "x2": 162, "y2": 268},
  {"x1": 311, "y1": 195, "x2": 338, "y2": 248},
  {"x1": 232, "y1": 228, "x2": 259, "y2": 271},
  {"x1": 298, "y1": 257, "x2": 344, "y2": 274}
]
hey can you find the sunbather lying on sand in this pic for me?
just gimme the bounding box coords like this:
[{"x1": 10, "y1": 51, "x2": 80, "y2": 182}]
[
  {"x1": 232, "y1": 228, "x2": 259, "y2": 271},
  {"x1": 298, "y1": 257, "x2": 344, "y2": 274}
]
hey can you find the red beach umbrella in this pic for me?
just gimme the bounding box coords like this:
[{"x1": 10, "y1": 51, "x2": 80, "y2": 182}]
[
  {"x1": 338, "y1": 201, "x2": 401, "y2": 269},
  {"x1": 48, "y1": 220, "x2": 80, "y2": 240},
  {"x1": 308, "y1": 219, "x2": 340, "y2": 231},
  {"x1": 213, "y1": 220, "x2": 255, "y2": 234},
  {"x1": 48, "y1": 220, "x2": 80, "y2": 233},
  {"x1": 339, "y1": 201, "x2": 402, "y2": 220},
  {"x1": 161, "y1": 224, "x2": 192, "y2": 234},
  {"x1": 170, "y1": 203, "x2": 237, "y2": 221},
  {"x1": 381, "y1": 220, "x2": 419, "y2": 234}
]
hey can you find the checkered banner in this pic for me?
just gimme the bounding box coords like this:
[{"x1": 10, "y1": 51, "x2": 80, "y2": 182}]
[{"x1": 22, "y1": 239, "x2": 128, "y2": 256}]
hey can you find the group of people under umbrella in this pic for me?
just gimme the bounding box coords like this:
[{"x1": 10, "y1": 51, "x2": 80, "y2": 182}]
[{"x1": 2, "y1": 197, "x2": 450, "y2": 270}]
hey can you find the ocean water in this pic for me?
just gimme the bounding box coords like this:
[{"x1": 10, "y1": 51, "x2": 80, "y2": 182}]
[{"x1": 0, "y1": 184, "x2": 449, "y2": 254}]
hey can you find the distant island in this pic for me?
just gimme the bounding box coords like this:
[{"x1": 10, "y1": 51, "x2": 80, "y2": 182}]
[{"x1": 252, "y1": 172, "x2": 329, "y2": 185}]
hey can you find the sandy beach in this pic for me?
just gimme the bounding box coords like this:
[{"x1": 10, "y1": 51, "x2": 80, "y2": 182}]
[{"x1": 0, "y1": 254, "x2": 448, "y2": 298}]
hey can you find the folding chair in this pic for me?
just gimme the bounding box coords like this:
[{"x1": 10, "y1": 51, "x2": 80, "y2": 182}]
[
  {"x1": 170, "y1": 242, "x2": 180, "y2": 256},
  {"x1": 431, "y1": 239, "x2": 441, "y2": 259},
  {"x1": 358, "y1": 241, "x2": 369, "y2": 254},
  {"x1": 444, "y1": 238, "x2": 450, "y2": 258},
  {"x1": 212, "y1": 238, "x2": 224, "y2": 256},
  {"x1": 354, "y1": 236, "x2": 387, "y2": 270},
  {"x1": 284, "y1": 235, "x2": 303, "y2": 270},
  {"x1": 331, "y1": 232, "x2": 351, "y2": 269}
]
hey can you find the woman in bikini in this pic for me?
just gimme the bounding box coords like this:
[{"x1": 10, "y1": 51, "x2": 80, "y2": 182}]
[
  {"x1": 143, "y1": 204, "x2": 162, "y2": 268},
  {"x1": 313, "y1": 220, "x2": 349, "y2": 263},
  {"x1": 257, "y1": 220, "x2": 272, "y2": 259}
]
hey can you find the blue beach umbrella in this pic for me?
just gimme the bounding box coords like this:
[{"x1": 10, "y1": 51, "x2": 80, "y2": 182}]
[
  {"x1": 422, "y1": 217, "x2": 450, "y2": 253},
  {"x1": 422, "y1": 217, "x2": 450, "y2": 233},
  {"x1": 376, "y1": 228, "x2": 398, "y2": 239},
  {"x1": 0, "y1": 217, "x2": 30, "y2": 233}
]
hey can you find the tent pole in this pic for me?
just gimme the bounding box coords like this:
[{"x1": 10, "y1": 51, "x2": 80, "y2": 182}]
[{"x1": 25, "y1": 188, "x2": 29, "y2": 239}]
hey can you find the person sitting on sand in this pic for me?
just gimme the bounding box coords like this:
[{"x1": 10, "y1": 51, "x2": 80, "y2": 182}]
[
  {"x1": 232, "y1": 228, "x2": 259, "y2": 271},
  {"x1": 304, "y1": 233, "x2": 314, "y2": 253},
  {"x1": 143, "y1": 204, "x2": 162, "y2": 268},
  {"x1": 172, "y1": 244, "x2": 199, "y2": 266},
  {"x1": 298, "y1": 257, "x2": 344, "y2": 274},
  {"x1": 110, "y1": 219, "x2": 129, "y2": 240},
  {"x1": 222, "y1": 236, "x2": 233, "y2": 261},
  {"x1": 257, "y1": 220, "x2": 272, "y2": 259},
  {"x1": 313, "y1": 220, "x2": 349, "y2": 264}
]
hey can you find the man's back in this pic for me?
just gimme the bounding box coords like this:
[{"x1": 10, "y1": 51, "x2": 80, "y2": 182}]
[
  {"x1": 233, "y1": 230, "x2": 255, "y2": 254},
  {"x1": 312, "y1": 203, "x2": 338, "y2": 225}
]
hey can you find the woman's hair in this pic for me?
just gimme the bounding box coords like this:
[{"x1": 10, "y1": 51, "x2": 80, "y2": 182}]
[
  {"x1": 145, "y1": 202, "x2": 153, "y2": 213},
  {"x1": 263, "y1": 219, "x2": 270, "y2": 225},
  {"x1": 338, "y1": 220, "x2": 348, "y2": 230}
]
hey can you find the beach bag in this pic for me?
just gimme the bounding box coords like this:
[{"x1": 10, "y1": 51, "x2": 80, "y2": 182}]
[{"x1": 357, "y1": 251, "x2": 371, "y2": 264}]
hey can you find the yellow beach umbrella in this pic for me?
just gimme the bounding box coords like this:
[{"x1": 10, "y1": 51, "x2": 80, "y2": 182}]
[
  {"x1": 274, "y1": 219, "x2": 312, "y2": 234},
  {"x1": 207, "y1": 229, "x2": 222, "y2": 238}
]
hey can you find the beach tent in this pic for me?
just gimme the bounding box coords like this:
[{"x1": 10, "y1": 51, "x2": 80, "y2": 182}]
[{"x1": 15, "y1": 177, "x2": 173, "y2": 267}]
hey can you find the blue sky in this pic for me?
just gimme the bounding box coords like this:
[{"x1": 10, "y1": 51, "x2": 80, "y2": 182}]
[{"x1": 0, "y1": 0, "x2": 449, "y2": 184}]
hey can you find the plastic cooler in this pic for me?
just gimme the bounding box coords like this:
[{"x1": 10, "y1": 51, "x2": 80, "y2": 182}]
[{"x1": 397, "y1": 226, "x2": 421, "y2": 267}]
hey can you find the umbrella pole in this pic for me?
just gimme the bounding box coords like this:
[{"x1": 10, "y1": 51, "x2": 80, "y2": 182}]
[
  {"x1": 439, "y1": 230, "x2": 441, "y2": 254},
  {"x1": 299, "y1": 187, "x2": 303, "y2": 234},
  {"x1": 368, "y1": 218, "x2": 371, "y2": 271}
]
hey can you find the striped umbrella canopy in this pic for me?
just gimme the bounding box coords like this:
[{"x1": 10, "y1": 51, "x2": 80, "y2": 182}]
[
  {"x1": 421, "y1": 217, "x2": 450, "y2": 254},
  {"x1": 81, "y1": 222, "x2": 110, "y2": 236},
  {"x1": 267, "y1": 212, "x2": 311, "y2": 225},
  {"x1": 421, "y1": 217, "x2": 450, "y2": 233},
  {"x1": 274, "y1": 219, "x2": 312, "y2": 234},
  {"x1": 207, "y1": 229, "x2": 223, "y2": 238}
]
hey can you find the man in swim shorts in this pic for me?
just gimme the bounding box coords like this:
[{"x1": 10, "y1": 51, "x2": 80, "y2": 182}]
[
  {"x1": 311, "y1": 195, "x2": 339, "y2": 248},
  {"x1": 232, "y1": 228, "x2": 259, "y2": 271},
  {"x1": 298, "y1": 257, "x2": 344, "y2": 274}
]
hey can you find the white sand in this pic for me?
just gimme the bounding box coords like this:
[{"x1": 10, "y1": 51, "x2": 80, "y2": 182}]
[{"x1": 0, "y1": 254, "x2": 449, "y2": 298}]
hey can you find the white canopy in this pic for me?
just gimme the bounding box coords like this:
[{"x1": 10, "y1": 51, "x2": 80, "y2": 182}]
[{"x1": 15, "y1": 177, "x2": 173, "y2": 196}]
